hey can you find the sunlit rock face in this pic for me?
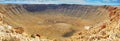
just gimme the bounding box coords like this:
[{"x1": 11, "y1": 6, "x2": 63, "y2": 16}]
[{"x1": 1, "y1": 4, "x2": 109, "y2": 41}]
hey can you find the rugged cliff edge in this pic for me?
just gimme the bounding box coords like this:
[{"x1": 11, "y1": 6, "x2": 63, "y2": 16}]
[{"x1": 71, "y1": 6, "x2": 120, "y2": 41}]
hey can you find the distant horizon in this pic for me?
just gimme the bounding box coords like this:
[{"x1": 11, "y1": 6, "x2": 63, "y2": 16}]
[{"x1": 0, "y1": 0, "x2": 120, "y2": 6}]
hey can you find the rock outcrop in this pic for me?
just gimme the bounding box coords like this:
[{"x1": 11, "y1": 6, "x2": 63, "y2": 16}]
[{"x1": 71, "y1": 6, "x2": 120, "y2": 41}]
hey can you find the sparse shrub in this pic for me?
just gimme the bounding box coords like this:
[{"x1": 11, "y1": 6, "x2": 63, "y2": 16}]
[
  {"x1": 31, "y1": 34, "x2": 35, "y2": 38},
  {"x1": 2, "y1": 39, "x2": 8, "y2": 41}
]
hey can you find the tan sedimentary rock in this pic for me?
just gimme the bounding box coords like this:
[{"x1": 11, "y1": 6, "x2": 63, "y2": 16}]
[{"x1": 71, "y1": 6, "x2": 120, "y2": 41}]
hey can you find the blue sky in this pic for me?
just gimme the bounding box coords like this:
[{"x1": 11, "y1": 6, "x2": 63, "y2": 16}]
[{"x1": 0, "y1": 0, "x2": 120, "y2": 5}]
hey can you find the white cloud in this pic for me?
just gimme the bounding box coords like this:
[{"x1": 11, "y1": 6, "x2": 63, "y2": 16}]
[
  {"x1": 104, "y1": 0, "x2": 118, "y2": 2},
  {"x1": 0, "y1": 0, "x2": 88, "y2": 4},
  {"x1": 57, "y1": 0, "x2": 87, "y2": 4}
]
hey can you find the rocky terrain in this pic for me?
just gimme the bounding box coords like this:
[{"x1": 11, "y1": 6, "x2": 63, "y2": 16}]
[
  {"x1": 0, "y1": 4, "x2": 120, "y2": 41},
  {"x1": 70, "y1": 6, "x2": 120, "y2": 41},
  {"x1": 0, "y1": 6, "x2": 53, "y2": 41}
]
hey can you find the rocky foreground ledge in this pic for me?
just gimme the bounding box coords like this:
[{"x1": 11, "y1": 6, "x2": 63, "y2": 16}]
[
  {"x1": 0, "y1": 13, "x2": 53, "y2": 41},
  {"x1": 0, "y1": 24, "x2": 54, "y2": 41}
]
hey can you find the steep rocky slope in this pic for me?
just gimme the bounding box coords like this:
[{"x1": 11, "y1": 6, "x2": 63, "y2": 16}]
[
  {"x1": 0, "y1": 6, "x2": 53, "y2": 41},
  {"x1": 71, "y1": 6, "x2": 120, "y2": 41}
]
